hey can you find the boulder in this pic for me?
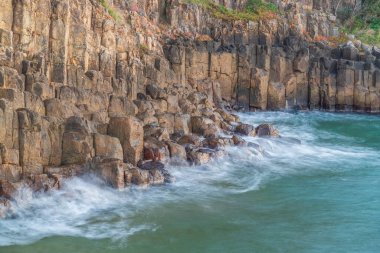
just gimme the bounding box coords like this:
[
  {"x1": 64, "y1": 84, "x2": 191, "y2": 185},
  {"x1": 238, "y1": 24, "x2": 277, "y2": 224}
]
[
  {"x1": 138, "y1": 161, "x2": 171, "y2": 184},
  {"x1": 177, "y1": 134, "x2": 202, "y2": 147},
  {"x1": 94, "y1": 133, "x2": 123, "y2": 160},
  {"x1": 166, "y1": 141, "x2": 187, "y2": 160},
  {"x1": 235, "y1": 123, "x2": 256, "y2": 136},
  {"x1": 94, "y1": 160, "x2": 125, "y2": 189},
  {"x1": 232, "y1": 135, "x2": 247, "y2": 146},
  {"x1": 143, "y1": 137, "x2": 169, "y2": 162},
  {"x1": 144, "y1": 125, "x2": 170, "y2": 141},
  {"x1": 0, "y1": 179, "x2": 17, "y2": 199},
  {"x1": 124, "y1": 162, "x2": 169, "y2": 185},
  {"x1": 61, "y1": 117, "x2": 94, "y2": 165},
  {"x1": 191, "y1": 116, "x2": 218, "y2": 137},
  {"x1": 108, "y1": 116, "x2": 144, "y2": 165},
  {"x1": 187, "y1": 148, "x2": 212, "y2": 165},
  {"x1": 255, "y1": 124, "x2": 279, "y2": 137}
]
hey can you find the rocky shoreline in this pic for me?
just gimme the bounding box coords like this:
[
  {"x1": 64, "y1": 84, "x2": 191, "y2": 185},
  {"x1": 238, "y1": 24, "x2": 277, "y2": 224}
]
[{"x1": 0, "y1": 0, "x2": 379, "y2": 216}]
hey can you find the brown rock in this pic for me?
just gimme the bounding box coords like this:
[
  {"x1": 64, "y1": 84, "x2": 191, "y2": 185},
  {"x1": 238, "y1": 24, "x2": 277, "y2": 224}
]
[
  {"x1": 144, "y1": 125, "x2": 170, "y2": 141},
  {"x1": 166, "y1": 95, "x2": 180, "y2": 113},
  {"x1": 0, "y1": 143, "x2": 19, "y2": 165},
  {"x1": 108, "y1": 116, "x2": 144, "y2": 165},
  {"x1": 94, "y1": 133, "x2": 123, "y2": 160},
  {"x1": 44, "y1": 98, "x2": 82, "y2": 119},
  {"x1": 267, "y1": 82, "x2": 286, "y2": 110},
  {"x1": 255, "y1": 124, "x2": 279, "y2": 137},
  {"x1": 235, "y1": 123, "x2": 256, "y2": 136},
  {"x1": 157, "y1": 113, "x2": 175, "y2": 134},
  {"x1": 94, "y1": 160, "x2": 125, "y2": 189},
  {"x1": 166, "y1": 141, "x2": 187, "y2": 160},
  {"x1": 124, "y1": 164, "x2": 150, "y2": 185},
  {"x1": 0, "y1": 179, "x2": 17, "y2": 199},
  {"x1": 232, "y1": 135, "x2": 247, "y2": 146},
  {"x1": 191, "y1": 116, "x2": 218, "y2": 137},
  {"x1": 108, "y1": 96, "x2": 138, "y2": 117},
  {"x1": 177, "y1": 134, "x2": 202, "y2": 146},
  {"x1": 24, "y1": 174, "x2": 60, "y2": 192},
  {"x1": 61, "y1": 117, "x2": 94, "y2": 165},
  {"x1": 187, "y1": 149, "x2": 212, "y2": 165},
  {"x1": 0, "y1": 164, "x2": 21, "y2": 182},
  {"x1": 143, "y1": 137, "x2": 169, "y2": 162},
  {"x1": 44, "y1": 164, "x2": 90, "y2": 178},
  {"x1": 17, "y1": 109, "x2": 43, "y2": 174}
]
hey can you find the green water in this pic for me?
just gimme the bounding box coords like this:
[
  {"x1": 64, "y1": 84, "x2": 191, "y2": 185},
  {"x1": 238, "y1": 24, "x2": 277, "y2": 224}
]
[{"x1": 1, "y1": 112, "x2": 379, "y2": 253}]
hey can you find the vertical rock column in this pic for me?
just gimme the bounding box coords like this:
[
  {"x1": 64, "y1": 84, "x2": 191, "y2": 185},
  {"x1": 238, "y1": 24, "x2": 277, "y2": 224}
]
[{"x1": 50, "y1": 0, "x2": 70, "y2": 84}]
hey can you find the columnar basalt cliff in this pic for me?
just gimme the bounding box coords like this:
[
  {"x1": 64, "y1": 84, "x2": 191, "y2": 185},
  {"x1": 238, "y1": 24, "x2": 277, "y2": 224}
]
[{"x1": 0, "y1": 0, "x2": 378, "y2": 206}]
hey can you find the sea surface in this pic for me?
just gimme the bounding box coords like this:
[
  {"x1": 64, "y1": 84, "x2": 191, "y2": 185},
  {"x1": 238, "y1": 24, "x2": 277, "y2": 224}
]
[{"x1": 0, "y1": 112, "x2": 379, "y2": 253}]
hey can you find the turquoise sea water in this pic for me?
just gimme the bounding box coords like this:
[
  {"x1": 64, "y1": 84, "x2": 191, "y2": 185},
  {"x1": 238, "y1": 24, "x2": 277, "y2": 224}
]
[{"x1": 0, "y1": 112, "x2": 379, "y2": 253}]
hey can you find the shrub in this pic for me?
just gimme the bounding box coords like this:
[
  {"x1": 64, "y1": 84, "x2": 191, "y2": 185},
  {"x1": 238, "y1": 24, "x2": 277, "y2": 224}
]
[
  {"x1": 187, "y1": 0, "x2": 278, "y2": 22},
  {"x1": 99, "y1": 0, "x2": 121, "y2": 21}
]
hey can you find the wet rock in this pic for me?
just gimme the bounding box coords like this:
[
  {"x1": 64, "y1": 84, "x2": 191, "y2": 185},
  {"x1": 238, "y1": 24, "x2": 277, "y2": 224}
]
[
  {"x1": 235, "y1": 123, "x2": 256, "y2": 136},
  {"x1": 139, "y1": 160, "x2": 165, "y2": 171},
  {"x1": 191, "y1": 116, "x2": 218, "y2": 137},
  {"x1": 143, "y1": 137, "x2": 169, "y2": 162},
  {"x1": 177, "y1": 134, "x2": 202, "y2": 147},
  {"x1": 124, "y1": 162, "x2": 170, "y2": 185},
  {"x1": 94, "y1": 160, "x2": 125, "y2": 189},
  {"x1": 232, "y1": 135, "x2": 247, "y2": 146},
  {"x1": 166, "y1": 141, "x2": 187, "y2": 161},
  {"x1": 0, "y1": 179, "x2": 17, "y2": 199},
  {"x1": 187, "y1": 148, "x2": 214, "y2": 165},
  {"x1": 24, "y1": 174, "x2": 60, "y2": 192},
  {"x1": 255, "y1": 124, "x2": 279, "y2": 137},
  {"x1": 44, "y1": 164, "x2": 90, "y2": 178}
]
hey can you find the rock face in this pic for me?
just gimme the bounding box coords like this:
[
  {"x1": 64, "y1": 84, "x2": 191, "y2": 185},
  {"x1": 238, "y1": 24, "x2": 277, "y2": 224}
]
[{"x1": 0, "y1": 0, "x2": 376, "y2": 200}]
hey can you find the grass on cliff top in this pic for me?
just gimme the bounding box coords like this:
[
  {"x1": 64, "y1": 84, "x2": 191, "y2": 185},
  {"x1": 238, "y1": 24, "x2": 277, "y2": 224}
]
[
  {"x1": 339, "y1": 0, "x2": 380, "y2": 46},
  {"x1": 187, "y1": 0, "x2": 278, "y2": 22},
  {"x1": 99, "y1": 0, "x2": 121, "y2": 21}
]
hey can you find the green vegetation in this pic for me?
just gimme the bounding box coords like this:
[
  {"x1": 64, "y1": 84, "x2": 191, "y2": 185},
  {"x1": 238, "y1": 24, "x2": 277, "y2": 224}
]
[
  {"x1": 99, "y1": 0, "x2": 121, "y2": 21},
  {"x1": 341, "y1": 0, "x2": 380, "y2": 46},
  {"x1": 187, "y1": 0, "x2": 278, "y2": 21},
  {"x1": 139, "y1": 44, "x2": 149, "y2": 57}
]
